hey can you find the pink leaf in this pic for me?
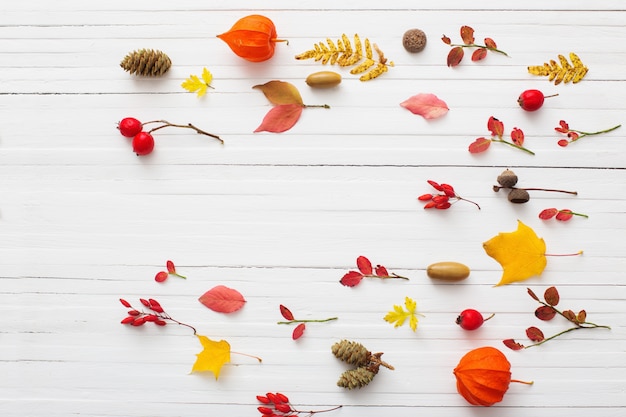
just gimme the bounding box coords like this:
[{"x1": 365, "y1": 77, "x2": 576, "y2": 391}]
[
  {"x1": 198, "y1": 285, "x2": 246, "y2": 313},
  {"x1": 556, "y1": 209, "x2": 574, "y2": 221},
  {"x1": 292, "y1": 323, "x2": 306, "y2": 340},
  {"x1": 468, "y1": 137, "x2": 491, "y2": 153},
  {"x1": 155, "y1": 271, "x2": 169, "y2": 282},
  {"x1": 340, "y1": 271, "x2": 364, "y2": 287},
  {"x1": 356, "y1": 256, "x2": 373, "y2": 275},
  {"x1": 471, "y1": 48, "x2": 487, "y2": 62},
  {"x1": 166, "y1": 260, "x2": 176, "y2": 274},
  {"x1": 254, "y1": 103, "x2": 304, "y2": 133},
  {"x1": 539, "y1": 208, "x2": 558, "y2": 220},
  {"x1": 400, "y1": 93, "x2": 449, "y2": 120}
]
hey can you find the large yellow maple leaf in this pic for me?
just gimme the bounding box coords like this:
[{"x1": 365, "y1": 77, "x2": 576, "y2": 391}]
[
  {"x1": 191, "y1": 334, "x2": 231, "y2": 379},
  {"x1": 483, "y1": 220, "x2": 547, "y2": 286}
]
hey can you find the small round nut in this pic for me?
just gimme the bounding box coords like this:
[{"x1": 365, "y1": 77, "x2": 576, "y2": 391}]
[
  {"x1": 507, "y1": 188, "x2": 530, "y2": 204},
  {"x1": 402, "y1": 29, "x2": 427, "y2": 53},
  {"x1": 497, "y1": 169, "x2": 518, "y2": 188}
]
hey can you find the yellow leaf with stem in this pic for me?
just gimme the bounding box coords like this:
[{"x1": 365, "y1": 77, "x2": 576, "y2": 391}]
[
  {"x1": 181, "y1": 68, "x2": 214, "y2": 97},
  {"x1": 191, "y1": 334, "x2": 230, "y2": 379},
  {"x1": 384, "y1": 296, "x2": 421, "y2": 332}
]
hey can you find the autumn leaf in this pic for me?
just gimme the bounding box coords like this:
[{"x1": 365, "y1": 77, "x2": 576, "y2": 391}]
[
  {"x1": 468, "y1": 137, "x2": 491, "y2": 153},
  {"x1": 356, "y1": 256, "x2": 373, "y2": 275},
  {"x1": 384, "y1": 296, "x2": 421, "y2": 332},
  {"x1": 447, "y1": 47, "x2": 464, "y2": 67},
  {"x1": 400, "y1": 93, "x2": 449, "y2": 120},
  {"x1": 471, "y1": 48, "x2": 487, "y2": 61},
  {"x1": 198, "y1": 285, "x2": 246, "y2": 313},
  {"x1": 254, "y1": 103, "x2": 304, "y2": 133},
  {"x1": 460, "y1": 25, "x2": 475, "y2": 44},
  {"x1": 191, "y1": 334, "x2": 231, "y2": 379},
  {"x1": 483, "y1": 220, "x2": 547, "y2": 286},
  {"x1": 181, "y1": 68, "x2": 214, "y2": 97},
  {"x1": 253, "y1": 80, "x2": 303, "y2": 105},
  {"x1": 340, "y1": 270, "x2": 364, "y2": 287}
]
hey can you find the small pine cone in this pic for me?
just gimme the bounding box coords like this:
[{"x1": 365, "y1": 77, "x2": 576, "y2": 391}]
[
  {"x1": 120, "y1": 49, "x2": 171, "y2": 76},
  {"x1": 331, "y1": 340, "x2": 370, "y2": 367},
  {"x1": 337, "y1": 367, "x2": 376, "y2": 390}
]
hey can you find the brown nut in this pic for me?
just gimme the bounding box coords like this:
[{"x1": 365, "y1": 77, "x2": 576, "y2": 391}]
[
  {"x1": 402, "y1": 29, "x2": 427, "y2": 53},
  {"x1": 426, "y1": 262, "x2": 470, "y2": 281},
  {"x1": 305, "y1": 71, "x2": 342, "y2": 88}
]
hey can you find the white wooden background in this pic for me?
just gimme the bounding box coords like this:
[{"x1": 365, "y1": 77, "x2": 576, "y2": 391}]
[{"x1": 1, "y1": 1, "x2": 624, "y2": 416}]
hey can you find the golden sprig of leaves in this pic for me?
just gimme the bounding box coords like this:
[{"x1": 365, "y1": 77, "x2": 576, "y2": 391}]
[
  {"x1": 527, "y1": 53, "x2": 588, "y2": 85},
  {"x1": 181, "y1": 67, "x2": 214, "y2": 97},
  {"x1": 295, "y1": 33, "x2": 393, "y2": 81}
]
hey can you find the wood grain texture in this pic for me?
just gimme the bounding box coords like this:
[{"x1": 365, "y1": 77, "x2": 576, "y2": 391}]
[{"x1": 0, "y1": 1, "x2": 624, "y2": 416}]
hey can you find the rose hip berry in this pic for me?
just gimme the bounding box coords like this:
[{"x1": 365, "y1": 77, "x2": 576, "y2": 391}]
[
  {"x1": 117, "y1": 117, "x2": 143, "y2": 138},
  {"x1": 132, "y1": 132, "x2": 155, "y2": 155},
  {"x1": 517, "y1": 89, "x2": 558, "y2": 112},
  {"x1": 456, "y1": 309, "x2": 494, "y2": 330}
]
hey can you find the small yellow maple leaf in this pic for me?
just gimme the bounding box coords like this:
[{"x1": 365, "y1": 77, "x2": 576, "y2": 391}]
[
  {"x1": 191, "y1": 334, "x2": 230, "y2": 379},
  {"x1": 181, "y1": 68, "x2": 214, "y2": 97},
  {"x1": 483, "y1": 220, "x2": 547, "y2": 286},
  {"x1": 384, "y1": 296, "x2": 421, "y2": 332}
]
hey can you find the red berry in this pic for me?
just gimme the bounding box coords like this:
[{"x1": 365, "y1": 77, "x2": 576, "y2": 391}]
[
  {"x1": 517, "y1": 90, "x2": 558, "y2": 112},
  {"x1": 456, "y1": 309, "x2": 486, "y2": 330},
  {"x1": 132, "y1": 132, "x2": 155, "y2": 155},
  {"x1": 118, "y1": 117, "x2": 143, "y2": 137}
]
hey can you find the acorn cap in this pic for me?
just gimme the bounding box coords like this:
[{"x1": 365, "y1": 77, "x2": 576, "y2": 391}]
[
  {"x1": 497, "y1": 169, "x2": 518, "y2": 188},
  {"x1": 508, "y1": 188, "x2": 530, "y2": 204}
]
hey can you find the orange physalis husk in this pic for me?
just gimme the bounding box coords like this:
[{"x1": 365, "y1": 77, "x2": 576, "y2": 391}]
[
  {"x1": 217, "y1": 15, "x2": 287, "y2": 62},
  {"x1": 453, "y1": 346, "x2": 532, "y2": 406}
]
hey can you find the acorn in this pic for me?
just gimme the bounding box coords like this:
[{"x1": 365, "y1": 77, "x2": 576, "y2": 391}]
[
  {"x1": 497, "y1": 169, "x2": 518, "y2": 188},
  {"x1": 507, "y1": 188, "x2": 530, "y2": 204}
]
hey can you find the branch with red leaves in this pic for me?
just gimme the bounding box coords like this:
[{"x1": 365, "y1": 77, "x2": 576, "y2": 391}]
[
  {"x1": 340, "y1": 256, "x2": 409, "y2": 287},
  {"x1": 277, "y1": 305, "x2": 338, "y2": 340},
  {"x1": 442, "y1": 25, "x2": 508, "y2": 67}
]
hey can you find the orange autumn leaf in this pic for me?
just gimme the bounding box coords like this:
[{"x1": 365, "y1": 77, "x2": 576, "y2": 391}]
[
  {"x1": 191, "y1": 334, "x2": 231, "y2": 379},
  {"x1": 217, "y1": 15, "x2": 286, "y2": 62},
  {"x1": 483, "y1": 220, "x2": 546, "y2": 286},
  {"x1": 253, "y1": 80, "x2": 303, "y2": 105}
]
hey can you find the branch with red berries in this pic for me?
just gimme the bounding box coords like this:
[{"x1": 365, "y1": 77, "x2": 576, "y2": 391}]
[
  {"x1": 119, "y1": 298, "x2": 197, "y2": 333},
  {"x1": 418, "y1": 180, "x2": 480, "y2": 210},
  {"x1": 257, "y1": 392, "x2": 341, "y2": 417}
]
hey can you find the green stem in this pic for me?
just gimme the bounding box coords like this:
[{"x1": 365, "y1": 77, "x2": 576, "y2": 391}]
[
  {"x1": 572, "y1": 124, "x2": 621, "y2": 138},
  {"x1": 304, "y1": 104, "x2": 331, "y2": 109},
  {"x1": 450, "y1": 43, "x2": 509, "y2": 56},
  {"x1": 559, "y1": 209, "x2": 588, "y2": 218},
  {"x1": 524, "y1": 323, "x2": 611, "y2": 349},
  {"x1": 170, "y1": 272, "x2": 187, "y2": 279},
  {"x1": 277, "y1": 317, "x2": 338, "y2": 325},
  {"x1": 493, "y1": 139, "x2": 535, "y2": 155},
  {"x1": 366, "y1": 273, "x2": 410, "y2": 280}
]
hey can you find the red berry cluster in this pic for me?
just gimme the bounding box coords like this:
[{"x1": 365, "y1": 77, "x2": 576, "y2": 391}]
[
  {"x1": 256, "y1": 392, "x2": 341, "y2": 417},
  {"x1": 117, "y1": 117, "x2": 222, "y2": 156},
  {"x1": 418, "y1": 180, "x2": 480, "y2": 210},
  {"x1": 119, "y1": 298, "x2": 197, "y2": 333}
]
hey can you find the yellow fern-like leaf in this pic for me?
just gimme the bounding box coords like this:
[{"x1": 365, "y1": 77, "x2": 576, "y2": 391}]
[{"x1": 528, "y1": 52, "x2": 588, "y2": 85}]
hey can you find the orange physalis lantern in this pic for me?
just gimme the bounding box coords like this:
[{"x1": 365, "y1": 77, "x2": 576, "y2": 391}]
[
  {"x1": 217, "y1": 15, "x2": 286, "y2": 62},
  {"x1": 453, "y1": 346, "x2": 532, "y2": 406}
]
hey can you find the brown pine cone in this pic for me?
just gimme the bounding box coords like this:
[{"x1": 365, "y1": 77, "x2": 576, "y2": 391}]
[
  {"x1": 337, "y1": 367, "x2": 376, "y2": 389},
  {"x1": 120, "y1": 49, "x2": 171, "y2": 76},
  {"x1": 331, "y1": 340, "x2": 370, "y2": 367}
]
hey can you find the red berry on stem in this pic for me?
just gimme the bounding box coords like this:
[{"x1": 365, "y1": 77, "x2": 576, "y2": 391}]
[
  {"x1": 132, "y1": 132, "x2": 155, "y2": 155},
  {"x1": 118, "y1": 117, "x2": 143, "y2": 137},
  {"x1": 456, "y1": 309, "x2": 493, "y2": 330},
  {"x1": 517, "y1": 89, "x2": 558, "y2": 112}
]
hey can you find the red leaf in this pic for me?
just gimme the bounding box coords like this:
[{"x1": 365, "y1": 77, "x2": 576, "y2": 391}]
[
  {"x1": 511, "y1": 127, "x2": 524, "y2": 146},
  {"x1": 292, "y1": 323, "x2": 306, "y2": 340},
  {"x1": 484, "y1": 37, "x2": 497, "y2": 49},
  {"x1": 375, "y1": 265, "x2": 389, "y2": 276},
  {"x1": 279, "y1": 304, "x2": 294, "y2": 321},
  {"x1": 400, "y1": 93, "x2": 449, "y2": 120},
  {"x1": 555, "y1": 209, "x2": 574, "y2": 221},
  {"x1": 460, "y1": 25, "x2": 475, "y2": 44},
  {"x1": 539, "y1": 208, "x2": 558, "y2": 220},
  {"x1": 503, "y1": 339, "x2": 524, "y2": 350},
  {"x1": 544, "y1": 286, "x2": 560, "y2": 306},
  {"x1": 471, "y1": 48, "x2": 487, "y2": 61},
  {"x1": 198, "y1": 285, "x2": 246, "y2": 313},
  {"x1": 468, "y1": 137, "x2": 491, "y2": 153},
  {"x1": 155, "y1": 271, "x2": 169, "y2": 282},
  {"x1": 526, "y1": 326, "x2": 545, "y2": 342},
  {"x1": 487, "y1": 116, "x2": 504, "y2": 138},
  {"x1": 535, "y1": 305, "x2": 557, "y2": 321},
  {"x1": 563, "y1": 309, "x2": 577, "y2": 322},
  {"x1": 254, "y1": 103, "x2": 304, "y2": 133},
  {"x1": 447, "y1": 47, "x2": 464, "y2": 67},
  {"x1": 441, "y1": 35, "x2": 451, "y2": 45},
  {"x1": 166, "y1": 260, "x2": 176, "y2": 273},
  {"x1": 356, "y1": 256, "x2": 373, "y2": 275},
  {"x1": 527, "y1": 288, "x2": 540, "y2": 301},
  {"x1": 340, "y1": 271, "x2": 364, "y2": 287}
]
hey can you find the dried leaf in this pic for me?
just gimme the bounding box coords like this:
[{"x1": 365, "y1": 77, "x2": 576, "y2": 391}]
[
  {"x1": 468, "y1": 137, "x2": 491, "y2": 153},
  {"x1": 384, "y1": 296, "x2": 419, "y2": 332},
  {"x1": 191, "y1": 335, "x2": 231, "y2": 379},
  {"x1": 375, "y1": 265, "x2": 389, "y2": 276},
  {"x1": 340, "y1": 270, "x2": 364, "y2": 287},
  {"x1": 526, "y1": 326, "x2": 545, "y2": 342},
  {"x1": 510, "y1": 128, "x2": 524, "y2": 146},
  {"x1": 441, "y1": 35, "x2": 451, "y2": 45},
  {"x1": 254, "y1": 103, "x2": 304, "y2": 133},
  {"x1": 400, "y1": 93, "x2": 449, "y2": 120},
  {"x1": 356, "y1": 256, "x2": 373, "y2": 275},
  {"x1": 484, "y1": 38, "x2": 497, "y2": 49},
  {"x1": 280, "y1": 304, "x2": 294, "y2": 321},
  {"x1": 527, "y1": 52, "x2": 588, "y2": 84},
  {"x1": 471, "y1": 48, "x2": 487, "y2": 61},
  {"x1": 460, "y1": 25, "x2": 475, "y2": 44},
  {"x1": 544, "y1": 286, "x2": 560, "y2": 306},
  {"x1": 483, "y1": 220, "x2": 547, "y2": 286},
  {"x1": 562, "y1": 309, "x2": 577, "y2": 322},
  {"x1": 527, "y1": 288, "x2": 540, "y2": 301},
  {"x1": 447, "y1": 47, "x2": 464, "y2": 67},
  {"x1": 253, "y1": 81, "x2": 303, "y2": 105},
  {"x1": 535, "y1": 305, "x2": 557, "y2": 321},
  {"x1": 292, "y1": 323, "x2": 306, "y2": 340},
  {"x1": 503, "y1": 339, "x2": 524, "y2": 351},
  {"x1": 198, "y1": 285, "x2": 246, "y2": 313},
  {"x1": 577, "y1": 310, "x2": 587, "y2": 323},
  {"x1": 487, "y1": 116, "x2": 504, "y2": 138}
]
